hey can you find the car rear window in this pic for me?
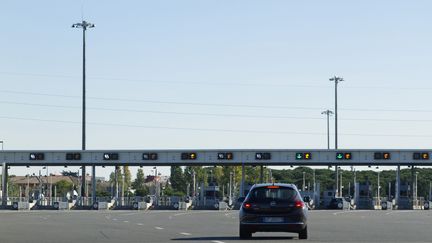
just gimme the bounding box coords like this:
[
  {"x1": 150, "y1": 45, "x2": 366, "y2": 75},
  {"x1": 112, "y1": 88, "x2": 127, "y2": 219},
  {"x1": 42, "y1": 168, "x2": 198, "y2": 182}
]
[{"x1": 247, "y1": 186, "x2": 299, "y2": 203}]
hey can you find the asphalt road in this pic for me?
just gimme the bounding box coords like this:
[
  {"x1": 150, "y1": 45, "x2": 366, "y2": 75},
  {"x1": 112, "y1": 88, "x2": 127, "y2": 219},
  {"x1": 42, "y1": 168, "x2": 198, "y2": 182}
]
[{"x1": 0, "y1": 210, "x2": 431, "y2": 243}]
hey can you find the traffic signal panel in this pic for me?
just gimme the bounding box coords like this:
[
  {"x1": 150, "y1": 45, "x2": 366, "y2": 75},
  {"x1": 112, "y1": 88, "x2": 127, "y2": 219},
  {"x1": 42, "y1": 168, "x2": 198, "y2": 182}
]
[
  {"x1": 29, "y1": 153, "x2": 44, "y2": 160},
  {"x1": 296, "y1": 153, "x2": 312, "y2": 160},
  {"x1": 66, "y1": 153, "x2": 81, "y2": 160},
  {"x1": 336, "y1": 152, "x2": 352, "y2": 160},
  {"x1": 218, "y1": 152, "x2": 233, "y2": 160},
  {"x1": 255, "y1": 152, "x2": 271, "y2": 160},
  {"x1": 181, "y1": 152, "x2": 197, "y2": 160},
  {"x1": 143, "y1": 153, "x2": 158, "y2": 160},
  {"x1": 374, "y1": 152, "x2": 391, "y2": 160},
  {"x1": 103, "y1": 153, "x2": 119, "y2": 160},
  {"x1": 413, "y1": 152, "x2": 429, "y2": 160}
]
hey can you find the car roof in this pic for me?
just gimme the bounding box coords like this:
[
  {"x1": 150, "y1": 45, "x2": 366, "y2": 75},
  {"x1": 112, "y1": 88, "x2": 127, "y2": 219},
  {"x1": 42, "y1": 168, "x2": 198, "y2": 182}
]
[{"x1": 250, "y1": 183, "x2": 298, "y2": 190}]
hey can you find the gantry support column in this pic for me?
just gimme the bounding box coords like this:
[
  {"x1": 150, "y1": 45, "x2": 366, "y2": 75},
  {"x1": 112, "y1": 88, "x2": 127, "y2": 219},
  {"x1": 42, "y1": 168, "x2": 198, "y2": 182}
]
[
  {"x1": 335, "y1": 166, "x2": 339, "y2": 197},
  {"x1": 81, "y1": 166, "x2": 86, "y2": 205},
  {"x1": 395, "y1": 165, "x2": 400, "y2": 208},
  {"x1": 1, "y1": 163, "x2": 7, "y2": 207},
  {"x1": 114, "y1": 166, "x2": 119, "y2": 205},
  {"x1": 92, "y1": 165, "x2": 96, "y2": 204}
]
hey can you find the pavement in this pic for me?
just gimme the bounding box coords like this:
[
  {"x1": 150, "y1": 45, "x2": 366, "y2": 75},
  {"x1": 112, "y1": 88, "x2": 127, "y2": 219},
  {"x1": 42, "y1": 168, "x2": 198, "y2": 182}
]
[{"x1": 0, "y1": 210, "x2": 431, "y2": 243}]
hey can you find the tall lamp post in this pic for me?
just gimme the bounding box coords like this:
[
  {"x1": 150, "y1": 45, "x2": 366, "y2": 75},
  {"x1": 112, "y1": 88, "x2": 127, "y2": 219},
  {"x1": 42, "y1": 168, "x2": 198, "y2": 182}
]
[
  {"x1": 376, "y1": 167, "x2": 381, "y2": 206},
  {"x1": 72, "y1": 20, "x2": 95, "y2": 205},
  {"x1": 329, "y1": 76, "x2": 344, "y2": 197},
  {"x1": 321, "y1": 110, "x2": 333, "y2": 149}
]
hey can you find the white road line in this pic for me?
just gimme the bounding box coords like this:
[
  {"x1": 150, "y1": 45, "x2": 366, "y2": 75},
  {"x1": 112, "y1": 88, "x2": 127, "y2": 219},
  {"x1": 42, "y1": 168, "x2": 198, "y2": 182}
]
[
  {"x1": 386, "y1": 211, "x2": 417, "y2": 215},
  {"x1": 155, "y1": 227, "x2": 164, "y2": 230},
  {"x1": 211, "y1": 241, "x2": 225, "y2": 243},
  {"x1": 119, "y1": 212, "x2": 142, "y2": 216},
  {"x1": 179, "y1": 232, "x2": 192, "y2": 236},
  {"x1": 174, "y1": 211, "x2": 222, "y2": 217},
  {"x1": 332, "y1": 210, "x2": 372, "y2": 215},
  {"x1": 137, "y1": 223, "x2": 143, "y2": 226},
  {"x1": 123, "y1": 221, "x2": 129, "y2": 223}
]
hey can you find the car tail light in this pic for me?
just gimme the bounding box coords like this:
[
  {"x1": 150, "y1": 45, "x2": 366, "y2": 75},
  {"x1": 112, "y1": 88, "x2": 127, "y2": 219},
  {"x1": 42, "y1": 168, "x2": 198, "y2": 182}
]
[
  {"x1": 295, "y1": 201, "x2": 304, "y2": 209},
  {"x1": 243, "y1": 202, "x2": 252, "y2": 209},
  {"x1": 266, "y1": 185, "x2": 280, "y2": 189}
]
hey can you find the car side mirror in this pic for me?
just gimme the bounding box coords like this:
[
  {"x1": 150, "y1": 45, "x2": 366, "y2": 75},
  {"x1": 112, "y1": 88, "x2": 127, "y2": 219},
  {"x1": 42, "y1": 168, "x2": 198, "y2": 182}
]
[
  {"x1": 303, "y1": 196, "x2": 311, "y2": 203},
  {"x1": 237, "y1": 197, "x2": 246, "y2": 203}
]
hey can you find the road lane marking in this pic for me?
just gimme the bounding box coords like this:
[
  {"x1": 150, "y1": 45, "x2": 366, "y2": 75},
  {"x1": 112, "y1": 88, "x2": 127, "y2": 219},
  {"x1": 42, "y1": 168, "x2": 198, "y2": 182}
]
[
  {"x1": 174, "y1": 211, "x2": 223, "y2": 217},
  {"x1": 137, "y1": 223, "x2": 143, "y2": 226},
  {"x1": 386, "y1": 211, "x2": 418, "y2": 215},
  {"x1": 119, "y1": 212, "x2": 142, "y2": 216},
  {"x1": 179, "y1": 232, "x2": 192, "y2": 236},
  {"x1": 123, "y1": 221, "x2": 129, "y2": 223},
  {"x1": 332, "y1": 210, "x2": 373, "y2": 215},
  {"x1": 211, "y1": 241, "x2": 225, "y2": 243},
  {"x1": 155, "y1": 227, "x2": 164, "y2": 230}
]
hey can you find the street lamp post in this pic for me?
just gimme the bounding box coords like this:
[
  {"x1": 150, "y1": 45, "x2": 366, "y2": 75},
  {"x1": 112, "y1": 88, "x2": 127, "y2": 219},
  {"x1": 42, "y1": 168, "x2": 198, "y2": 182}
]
[
  {"x1": 329, "y1": 76, "x2": 344, "y2": 197},
  {"x1": 321, "y1": 110, "x2": 333, "y2": 150},
  {"x1": 329, "y1": 76, "x2": 344, "y2": 149},
  {"x1": 377, "y1": 167, "x2": 381, "y2": 206},
  {"x1": 72, "y1": 20, "x2": 95, "y2": 205}
]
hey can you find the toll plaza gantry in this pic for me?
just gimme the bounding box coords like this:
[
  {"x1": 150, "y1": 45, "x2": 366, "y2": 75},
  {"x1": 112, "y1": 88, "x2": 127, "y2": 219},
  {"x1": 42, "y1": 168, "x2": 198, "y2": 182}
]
[{"x1": 1, "y1": 149, "x2": 431, "y2": 207}]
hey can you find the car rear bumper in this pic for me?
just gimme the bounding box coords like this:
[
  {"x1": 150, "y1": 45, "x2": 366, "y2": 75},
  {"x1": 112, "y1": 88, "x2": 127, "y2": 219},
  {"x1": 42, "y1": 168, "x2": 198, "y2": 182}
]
[{"x1": 240, "y1": 222, "x2": 306, "y2": 233}]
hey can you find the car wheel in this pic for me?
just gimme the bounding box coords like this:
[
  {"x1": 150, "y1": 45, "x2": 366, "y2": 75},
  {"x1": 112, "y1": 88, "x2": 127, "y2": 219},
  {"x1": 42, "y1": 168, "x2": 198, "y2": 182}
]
[
  {"x1": 299, "y1": 226, "x2": 308, "y2": 240},
  {"x1": 239, "y1": 225, "x2": 252, "y2": 239}
]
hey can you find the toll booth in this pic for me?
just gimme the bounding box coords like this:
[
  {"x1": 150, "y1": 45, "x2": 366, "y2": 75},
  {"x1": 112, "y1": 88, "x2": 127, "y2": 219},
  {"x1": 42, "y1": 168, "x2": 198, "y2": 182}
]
[
  {"x1": 397, "y1": 182, "x2": 412, "y2": 209},
  {"x1": 196, "y1": 183, "x2": 223, "y2": 209},
  {"x1": 299, "y1": 183, "x2": 320, "y2": 209},
  {"x1": 322, "y1": 190, "x2": 335, "y2": 208},
  {"x1": 354, "y1": 182, "x2": 374, "y2": 209}
]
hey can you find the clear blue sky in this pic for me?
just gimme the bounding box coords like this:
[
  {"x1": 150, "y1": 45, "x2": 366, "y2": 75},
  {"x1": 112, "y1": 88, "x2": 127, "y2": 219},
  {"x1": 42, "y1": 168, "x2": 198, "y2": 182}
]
[{"x1": 1, "y1": 1, "x2": 432, "y2": 179}]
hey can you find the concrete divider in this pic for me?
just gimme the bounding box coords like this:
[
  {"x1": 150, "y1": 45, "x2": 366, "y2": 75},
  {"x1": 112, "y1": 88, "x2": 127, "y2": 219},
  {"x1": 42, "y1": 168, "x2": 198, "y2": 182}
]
[
  {"x1": 93, "y1": 200, "x2": 115, "y2": 210},
  {"x1": 94, "y1": 202, "x2": 109, "y2": 210},
  {"x1": 54, "y1": 201, "x2": 72, "y2": 210},
  {"x1": 381, "y1": 201, "x2": 392, "y2": 210},
  {"x1": 13, "y1": 202, "x2": 30, "y2": 210},
  {"x1": 218, "y1": 201, "x2": 229, "y2": 210},
  {"x1": 133, "y1": 202, "x2": 151, "y2": 210},
  {"x1": 423, "y1": 201, "x2": 430, "y2": 210}
]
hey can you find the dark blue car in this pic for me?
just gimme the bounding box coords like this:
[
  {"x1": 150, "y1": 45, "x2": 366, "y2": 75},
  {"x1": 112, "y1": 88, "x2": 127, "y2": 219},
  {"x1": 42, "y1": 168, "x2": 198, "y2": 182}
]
[{"x1": 239, "y1": 183, "x2": 308, "y2": 239}]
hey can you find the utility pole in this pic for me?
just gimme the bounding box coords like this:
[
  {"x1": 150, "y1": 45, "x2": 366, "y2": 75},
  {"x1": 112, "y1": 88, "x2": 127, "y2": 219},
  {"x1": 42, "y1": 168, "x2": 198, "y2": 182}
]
[
  {"x1": 329, "y1": 76, "x2": 344, "y2": 197},
  {"x1": 321, "y1": 110, "x2": 333, "y2": 150},
  {"x1": 72, "y1": 20, "x2": 95, "y2": 205}
]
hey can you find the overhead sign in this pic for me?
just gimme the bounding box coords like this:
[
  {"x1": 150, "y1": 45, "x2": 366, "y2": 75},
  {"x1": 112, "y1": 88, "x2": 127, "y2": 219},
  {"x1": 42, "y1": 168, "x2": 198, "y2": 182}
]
[{"x1": 0, "y1": 149, "x2": 431, "y2": 166}]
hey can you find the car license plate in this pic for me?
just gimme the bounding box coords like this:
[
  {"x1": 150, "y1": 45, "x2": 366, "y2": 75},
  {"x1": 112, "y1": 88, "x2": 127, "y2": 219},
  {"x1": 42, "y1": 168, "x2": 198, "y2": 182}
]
[{"x1": 263, "y1": 217, "x2": 284, "y2": 223}]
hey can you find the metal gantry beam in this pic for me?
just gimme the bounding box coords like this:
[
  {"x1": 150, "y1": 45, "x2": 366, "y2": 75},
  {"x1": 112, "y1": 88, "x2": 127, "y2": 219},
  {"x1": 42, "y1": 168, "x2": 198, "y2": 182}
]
[{"x1": 0, "y1": 149, "x2": 431, "y2": 166}]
